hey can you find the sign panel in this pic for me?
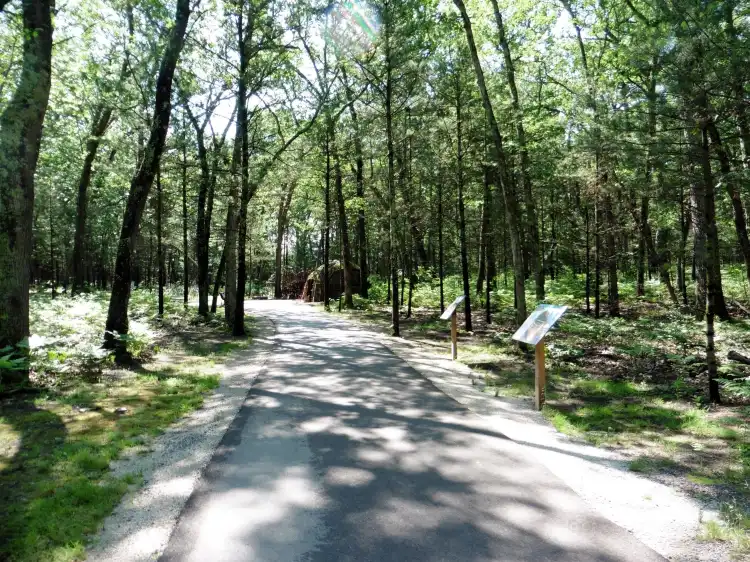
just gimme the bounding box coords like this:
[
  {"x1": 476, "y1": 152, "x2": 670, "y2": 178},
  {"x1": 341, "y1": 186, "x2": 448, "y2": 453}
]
[
  {"x1": 440, "y1": 295, "x2": 466, "y2": 320},
  {"x1": 512, "y1": 304, "x2": 568, "y2": 345}
]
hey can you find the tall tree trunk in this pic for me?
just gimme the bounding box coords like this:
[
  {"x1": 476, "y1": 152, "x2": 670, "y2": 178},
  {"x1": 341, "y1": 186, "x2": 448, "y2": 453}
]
[
  {"x1": 157, "y1": 167, "x2": 164, "y2": 316},
  {"x1": 233, "y1": 4, "x2": 251, "y2": 336},
  {"x1": 604, "y1": 192, "x2": 619, "y2": 317},
  {"x1": 0, "y1": 0, "x2": 54, "y2": 376},
  {"x1": 702, "y1": 128, "x2": 722, "y2": 403},
  {"x1": 706, "y1": 120, "x2": 750, "y2": 287},
  {"x1": 331, "y1": 119, "x2": 354, "y2": 308},
  {"x1": 678, "y1": 183, "x2": 690, "y2": 304},
  {"x1": 637, "y1": 68, "x2": 658, "y2": 297},
  {"x1": 585, "y1": 205, "x2": 591, "y2": 313},
  {"x1": 485, "y1": 167, "x2": 495, "y2": 323},
  {"x1": 438, "y1": 179, "x2": 445, "y2": 313},
  {"x1": 275, "y1": 182, "x2": 295, "y2": 299},
  {"x1": 455, "y1": 70, "x2": 472, "y2": 331},
  {"x1": 637, "y1": 195, "x2": 647, "y2": 296},
  {"x1": 384, "y1": 14, "x2": 399, "y2": 336},
  {"x1": 103, "y1": 0, "x2": 191, "y2": 359},
  {"x1": 490, "y1": 0, "x2": 542, "y2": 301},
  {"x1": 343, "y1": 67, "x2": 368, "y2": 298},
  {"x1": 72, "y1": 108, "x2": 114, "y2": 296},
  {"x1": 699, "y1": 124, "x2": 730, "y2": 321},
  {"x1": 594, "y1": 200, "x2": 601, "y2": 318},
  {"x1": 454, "y1": 0, "x2": 526, "y2": 327},
  {"x1": 72, "y1": 8, "x2": 132, "y2": 296},
  {"x1": 323, "y1": 122, "x2": 331, "y2": 308},
  {"x1": 181, "y1": 134, "x2": 189, "y2": 306},
  {"x1": 224, "y1": 122, "x2": 241, "y2": 327}
]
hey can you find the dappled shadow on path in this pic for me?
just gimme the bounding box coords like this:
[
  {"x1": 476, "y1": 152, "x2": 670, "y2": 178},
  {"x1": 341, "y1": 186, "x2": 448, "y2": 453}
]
[{"x1": 161, "y1": 303, "x2": 663, "y2": 562}]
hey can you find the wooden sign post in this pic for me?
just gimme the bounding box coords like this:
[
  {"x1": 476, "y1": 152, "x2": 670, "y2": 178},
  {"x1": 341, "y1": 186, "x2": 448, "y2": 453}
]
[
  {"x1": 441, "y1": 295, "x2": 466, "y2": 360},
  {"x1": 535, "y1": 339, "x2": 546, "y2": 410},
  {"x1": 512, "y1": 305, "x2": 567, "y2": 410}
]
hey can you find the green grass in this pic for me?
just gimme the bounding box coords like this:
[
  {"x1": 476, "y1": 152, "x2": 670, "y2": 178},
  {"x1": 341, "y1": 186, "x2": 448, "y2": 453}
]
[
  {"x1": 0, "y1": 289, "x2": 245, "y2": 562},
  {"x1": 0, "y1": 370, "x2": 219, "y2": 562}
]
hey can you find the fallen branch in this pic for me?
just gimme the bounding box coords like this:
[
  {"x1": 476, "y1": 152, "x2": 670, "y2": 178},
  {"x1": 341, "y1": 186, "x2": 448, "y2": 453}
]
[
  {"x1": 731, "y1": 300, "x2": 750, "y2": 316},
  {"x1": 727, "y1": 350, "x2": 750, "y2": 365}
]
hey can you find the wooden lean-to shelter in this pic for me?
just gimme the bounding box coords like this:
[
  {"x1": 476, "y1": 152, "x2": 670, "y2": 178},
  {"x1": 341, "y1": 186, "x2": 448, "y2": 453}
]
[{"x1": 302, "y1": 261, "x2": 361, "y2": 302}]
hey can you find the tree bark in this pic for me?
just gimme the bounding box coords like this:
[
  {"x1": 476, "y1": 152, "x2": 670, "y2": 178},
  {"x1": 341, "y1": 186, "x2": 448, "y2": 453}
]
[
  {"x1": 103, "y1": 0, "x2": 191, "y2": 359},
  {"x1": 699, "y1": 124, "x2": 730, "y2": 321},
  {"x1": 181, "y1": 131, "x2": 189, "y2": 306},
  {"x1": 0, "y1": 0, "x2": 54, "y2": 375},
  {"x1": 224, "y1": 122, "x2": 240, "y2": 327},
  {"x1": 384, "y1": 12, "x2": 399, "y2": 336},
  {"x1": 453, "y1": 0, "x2": 526, "y2": 327}
]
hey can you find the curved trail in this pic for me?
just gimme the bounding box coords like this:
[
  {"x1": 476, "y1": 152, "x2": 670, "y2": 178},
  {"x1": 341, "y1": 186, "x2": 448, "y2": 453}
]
[{"x1": 161, "y1": 301, "x2": 663, "y2": 562}]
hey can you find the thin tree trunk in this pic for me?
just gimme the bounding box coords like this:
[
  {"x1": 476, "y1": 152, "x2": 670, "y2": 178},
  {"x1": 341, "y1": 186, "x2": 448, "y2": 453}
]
[
  {"x1": 343, "y1": 67, "x2": 368, "y2": 298},
  {"x1": 706, "y1": 120, "x2": 750, "y2": 287},
  {"x1": 585, "y1": 205, "x2": 591, "y2": 313},
  {"x1": 323, "y1": 121, "x2": 331, "y2": 308},
  {"x1": 455, "y1": 70, "x2": 472, "y2": 331},
  {"x1": 182, "y1": 134, "x2": 189, "y2": 306},
  {"x1": 275, "y1": 182, "x2": 295, "y2": 299},
  {"x1": 72, "y1": 8, "x2": 132, "y2": 296},
  {"x1": 211, "y1": 246, "x2": 225, "y2": 313},
  {"x1": 605, "y1": 192, "x2": 619, "y2": 317},
  {"x1": 384, "y1": 14, "x2": 399, "y2": 336},
  {"x1": 331, "y1": 119, "x2": 354, "y2": 308},
  {"x1": 157, "y1": 167, "x2": 164, "y2": 316},
  {"x1": 103, "y1": 0, "x2": 191, "y2": 359},
  {"x1": 438, "y1": 179, "x2": 445, "y2": 313}
]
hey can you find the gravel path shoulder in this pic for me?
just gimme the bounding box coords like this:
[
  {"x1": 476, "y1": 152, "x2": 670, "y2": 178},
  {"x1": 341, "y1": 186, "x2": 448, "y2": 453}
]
[
  {"x1": 364, "y1": 329, "x2": 727, "y2": 562},
  {"x1": 86, "y1": 316, "x2": 277, "y2": 562}
]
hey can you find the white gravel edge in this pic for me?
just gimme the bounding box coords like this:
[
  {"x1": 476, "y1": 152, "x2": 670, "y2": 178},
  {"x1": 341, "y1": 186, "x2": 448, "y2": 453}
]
[
  {"x1": 364, "y1": 330, "x2": 722, "y2": 562},
  {"x1": 85, "y1": 316, "x2": 276, "y2": 562}
]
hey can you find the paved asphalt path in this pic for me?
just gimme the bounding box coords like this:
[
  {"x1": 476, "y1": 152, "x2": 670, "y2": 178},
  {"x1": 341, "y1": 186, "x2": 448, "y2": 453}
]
[{"x1": 161, "y1": 301, "x2": 664, "y2": 562}]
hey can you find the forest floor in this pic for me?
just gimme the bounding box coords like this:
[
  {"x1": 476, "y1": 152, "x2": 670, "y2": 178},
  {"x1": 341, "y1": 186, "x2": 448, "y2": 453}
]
[
  {"x1": 0, "y1": 290, "x2": 252, "y2": 562},
  {"x1": 328, "y1": 274, "x2": 750, "y2": 559}
]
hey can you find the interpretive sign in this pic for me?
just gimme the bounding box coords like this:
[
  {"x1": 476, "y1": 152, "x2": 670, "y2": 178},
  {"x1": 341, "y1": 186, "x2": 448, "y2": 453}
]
[
  {"x1": 512, "y1": 304, "x2": 568, "y2": 410},
  {"x1": 511, "y1": 304, "x2": 568, "y2": 346},
  {"x1": 440, "y1": 295, "x2": 466, "y2": 321},
  {"x1": 440, "y1": 295, "x2": 466, "y2": 360}
]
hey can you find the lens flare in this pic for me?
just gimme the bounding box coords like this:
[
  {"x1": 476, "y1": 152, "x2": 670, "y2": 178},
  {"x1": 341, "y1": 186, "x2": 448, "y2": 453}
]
[{"x1": 326, "y1": 1, "x2": 380, "y2": 54}]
